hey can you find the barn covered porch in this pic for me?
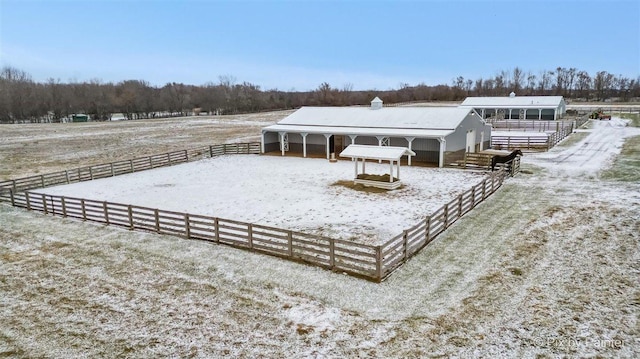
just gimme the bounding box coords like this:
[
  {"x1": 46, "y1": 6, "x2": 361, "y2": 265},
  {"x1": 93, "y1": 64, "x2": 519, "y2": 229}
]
[{"x1": 261, "y1": 125, "x2": 453, "y2": 168}]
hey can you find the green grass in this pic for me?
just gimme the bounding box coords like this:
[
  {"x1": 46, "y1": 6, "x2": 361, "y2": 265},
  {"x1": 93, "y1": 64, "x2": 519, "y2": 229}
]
[
  {"x1": 619, "y1": 113, "x2": 640, "y2": 127},
  {"x1": 601, "y1": 135, "x2": 640, "y2": 182}
]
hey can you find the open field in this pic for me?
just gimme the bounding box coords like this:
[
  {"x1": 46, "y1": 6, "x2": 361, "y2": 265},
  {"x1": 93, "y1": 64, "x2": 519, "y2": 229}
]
[
  {"x1": 0, "y1": 111, "x2": 293, "y2": 180},
  {"x1": 1, "y1": 114, "x2": 639, "y2": 357}
]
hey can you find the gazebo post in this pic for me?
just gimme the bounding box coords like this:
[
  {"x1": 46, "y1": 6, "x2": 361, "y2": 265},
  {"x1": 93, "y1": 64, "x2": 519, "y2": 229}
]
[
  {"x1": 397, "y1": 160, "x2": 400, "y2": 180},
  {"x1": 389, "y1": 161, "x2": 393, "y2": 182},
  {"x1": 362, "y1": 158, "x2": 366, "y2": 174},
  {"x1": 354, "y1": 158, "x2": 358, "y2": 178}
]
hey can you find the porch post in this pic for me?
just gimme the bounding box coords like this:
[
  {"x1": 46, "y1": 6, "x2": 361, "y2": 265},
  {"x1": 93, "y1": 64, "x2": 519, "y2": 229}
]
[
  {"x1": 278, "y1": 132, "x2": 287, "y2": 156},
  {"x1": 376, "y1": 136, "x2": 386, "y2": 163},
  {"x1": 260, "y1": 131, "x2": 265, "y2": 153},
  {"x1": 438, "y1": 137, "x2": 446, "y2": 168},
  {"x1": 405, "y1": 137, "x2": 415, "y2": 166},
  {"x1": 397, "y1": 160, "x2": 400, "y2": 180},
  {"x1": 301, "y1": 132, "x2": 308, "y2": 158},
  {"x1": 480, "y1": 131, "x2": 485, "y2": 151},
  {"x1": 538, "y1": 109, "x2": 542, "y2": 120},
  {"x1": 324, "y1": 134, "x2": 331, "y2": 160}
]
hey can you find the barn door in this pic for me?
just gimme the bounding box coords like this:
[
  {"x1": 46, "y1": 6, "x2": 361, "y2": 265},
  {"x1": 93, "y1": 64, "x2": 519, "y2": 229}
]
[{"x1": 466, "y1": 130, "x2": 476, "y2": 153}]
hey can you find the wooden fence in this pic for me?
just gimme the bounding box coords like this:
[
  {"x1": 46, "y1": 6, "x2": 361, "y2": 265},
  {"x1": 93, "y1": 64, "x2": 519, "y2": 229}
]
[
  {"x1": 378, "y1": 169, "x2": 508, "y2": 279},
  {"x1": 491, "y1": 119, "x2": 583, "y2": 151},
  {"x1": 0, "y1": 143, "x2": 260, "y2": 202},
  {"x1": 0, "y1": 142, "x2": 510, "y2": 282},
  {"x1": 487, "y1": 119, "x2": 577, "y2": 132}
]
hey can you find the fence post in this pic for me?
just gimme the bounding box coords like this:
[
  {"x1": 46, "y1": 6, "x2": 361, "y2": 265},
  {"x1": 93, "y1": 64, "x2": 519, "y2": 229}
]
[
  {"x1": 155, "y1": 209, "x2": 160, "y2": 232},
  {"x1": 425, "y1": 216, "x2": 431, "y2": 244},
  {"x1": 287, "y1": 231, "x2": 293, "y2": 257},
  {"x1": 128, "y1": 205, "x2": 133, "y2": 229},
  {"x1": 402, "y1": 230, "x2": 408, "y2": 260},
  {"x1": 224, "y1": 144, "x2": 228, "y2": 154},
  {"x1": 444, "y1": 202, "x2": 449, "y2": 228},
  {"x1": 247, "y1": 223, "x2": 253, "y2": 249},
  {"x1": 457, "y1": 194, "x2": 463, "y2": 217},
  {"x1": 148, "y1": 156, "x2": 153, "y2": 168},
  {"x1": 41, "y1": 193, "x2": 48, "y2": 214},
  {"x1": 214, "y1": 218, "x2": 220, "y2": 243},
  {"x1": 65, "y1": 170, "x2": 70, "y2": 184},
  {"x1": 166, "y1": 152, "x2": 171, "y2": 166},
  {"x1": 89, "y1": 166, "x2": 94, "y2": 180},
  {"x1": 40, "y1": 175, "x2": 45, "y2": 188},
  {"x1": 61, "y1": 197, "x2": 67, "y2": 217},
  {"x1": 25, "y1": 192, "x2": 31, "y2": 210},
  {"x1": 185, "y1": 213, "x2": 191, "y2": 239},
  {"x1": 81, "y1": 199, "x2": 86, "y2": 220},
  {"x1": 129, "y1": 159, "x2": 134, "y2": 173},
  {"x1": 482, "y1": 179, "x2": 487, "y2": 199},
  {"x1": 471, "y1": 186, "x2": 476, "y2": 208},
  {"x1": 209, "y1": 145, "x2": 214, "y2": 158},
  {"x1": 375, "y1": 246, "x2": 382, "y2": 281},
  {"x1": 110, "y1": 163, "x2": 115, "y2": 177},
  {"x1": 329, "y1": 238, "x2": 335, "y2": 270},
  {"x1": 103, "y1": 201, "x2": 109, "y2": 224},
  {"x1": 184, "y1": 149, "x2": 189, "y2": 162}
]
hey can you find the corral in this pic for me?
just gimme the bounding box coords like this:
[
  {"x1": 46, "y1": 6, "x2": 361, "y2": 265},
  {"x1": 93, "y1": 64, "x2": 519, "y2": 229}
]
[{"x1": 2, "y1": 143, "x2": 508, "y2": 281}]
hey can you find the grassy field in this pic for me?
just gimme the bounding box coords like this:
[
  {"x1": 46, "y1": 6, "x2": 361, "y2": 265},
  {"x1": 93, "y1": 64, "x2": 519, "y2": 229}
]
[{"x1": 1, "y1": 114, "x2": 639, "y2": 358}]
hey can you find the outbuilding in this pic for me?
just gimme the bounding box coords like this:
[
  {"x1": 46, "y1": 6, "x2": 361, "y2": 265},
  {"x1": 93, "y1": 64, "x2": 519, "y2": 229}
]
[
  {"x1": 261, "y1": 98, "x2": 491, "y2": 167},
  {"x1": 460, "y1": 93, "x2": 566, "y2": 120}
]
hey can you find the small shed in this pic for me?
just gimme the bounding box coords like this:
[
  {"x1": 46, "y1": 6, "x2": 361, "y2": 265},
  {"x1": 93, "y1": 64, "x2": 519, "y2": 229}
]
[
  {"x1": 72, "y1": 114, "x2": 89, "y2": 122},
  {"x1": 339, "y1": 145, "x2": 416, "y2": 190}
]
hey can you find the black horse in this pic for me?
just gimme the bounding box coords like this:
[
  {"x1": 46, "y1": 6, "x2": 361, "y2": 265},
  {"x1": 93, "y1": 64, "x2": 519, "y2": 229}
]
[{"x1": 491, "y1": 149, "x2": 523, "y2": 171}]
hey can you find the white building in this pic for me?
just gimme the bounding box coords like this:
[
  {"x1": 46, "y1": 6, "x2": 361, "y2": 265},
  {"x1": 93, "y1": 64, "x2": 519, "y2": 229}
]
[
  {"x1": 261, "y1": 98, "x2": 491, "y2": 167},
  {"x1": 460, "y1": 93, "x2": 566, "y2": 120}
]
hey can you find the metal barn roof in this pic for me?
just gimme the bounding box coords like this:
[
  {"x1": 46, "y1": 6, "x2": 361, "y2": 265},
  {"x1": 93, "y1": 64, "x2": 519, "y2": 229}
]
[
  {"x1": 460, "y1": 96, "x2": 564, "y2": 108},
  {"x1": 262, "y1": 124, "x2": 455, "y2": 138},
  {"x1": 276, "y1": 106, "x2": 475, "y2": 130}
]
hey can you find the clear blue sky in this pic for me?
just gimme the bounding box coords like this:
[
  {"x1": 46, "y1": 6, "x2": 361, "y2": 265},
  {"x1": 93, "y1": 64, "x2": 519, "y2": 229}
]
[{"x1": 1, "y1": 0, "x2": 638, "y2": 91}]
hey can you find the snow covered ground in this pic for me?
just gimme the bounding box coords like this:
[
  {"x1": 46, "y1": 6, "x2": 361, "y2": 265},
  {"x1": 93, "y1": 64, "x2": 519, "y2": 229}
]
[
  {"x1": 1, "y1": 115, "x2": 639, "y2": 358},
  {"x1": 37, "y1": 156, "x2": 485, "y2": 244}
]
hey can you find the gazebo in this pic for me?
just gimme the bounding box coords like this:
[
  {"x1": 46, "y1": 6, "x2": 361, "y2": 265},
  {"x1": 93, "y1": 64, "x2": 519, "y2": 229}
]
[{"x1": 339, "y1": 145, "x2": 416, "y2": 190}]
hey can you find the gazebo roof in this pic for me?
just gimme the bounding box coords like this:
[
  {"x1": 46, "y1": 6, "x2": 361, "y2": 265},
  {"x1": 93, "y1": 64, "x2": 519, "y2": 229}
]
[{"x1": 339, "y1": 145, "x2": 416, "y2": 161}]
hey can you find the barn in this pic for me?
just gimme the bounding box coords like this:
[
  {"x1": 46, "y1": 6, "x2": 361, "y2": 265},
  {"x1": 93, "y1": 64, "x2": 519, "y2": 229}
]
[
  {"x1": 261, "y1": 98, "x2": 491, "y2": 167},
  {"x1": 460, "y1": 93, "x2": 566, "y2": 120}
]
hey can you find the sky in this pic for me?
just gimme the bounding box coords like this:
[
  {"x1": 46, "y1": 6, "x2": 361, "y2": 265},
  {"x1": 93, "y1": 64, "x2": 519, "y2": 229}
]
[{"x1": 1, "y1": 0, "x2": 639, "y2": 91}]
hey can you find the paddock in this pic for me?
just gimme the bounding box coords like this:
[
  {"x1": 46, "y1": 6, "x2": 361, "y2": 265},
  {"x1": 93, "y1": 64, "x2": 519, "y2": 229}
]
[{"x1": 32, "y1": 155, "x2": 485, "y2": 246}]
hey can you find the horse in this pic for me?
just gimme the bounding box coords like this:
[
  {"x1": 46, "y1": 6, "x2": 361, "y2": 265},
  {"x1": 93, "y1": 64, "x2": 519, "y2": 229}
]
[{"x1": 491, "y1": 149, "x2": 523, "y2": 171}]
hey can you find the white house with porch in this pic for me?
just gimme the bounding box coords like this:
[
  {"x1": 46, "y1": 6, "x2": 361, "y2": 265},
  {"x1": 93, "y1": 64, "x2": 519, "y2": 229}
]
[
  {"x1": 460, "y1": 93, "x2": 566, "y2": 121},
  {"x1": 261, "y1": 98, "x2": 491, "y2": 167}
]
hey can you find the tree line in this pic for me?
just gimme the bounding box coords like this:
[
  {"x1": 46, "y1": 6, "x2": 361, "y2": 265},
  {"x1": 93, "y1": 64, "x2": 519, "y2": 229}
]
[{"x1": 1, "y1": 66, "x2": 638, "y2": 123}]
